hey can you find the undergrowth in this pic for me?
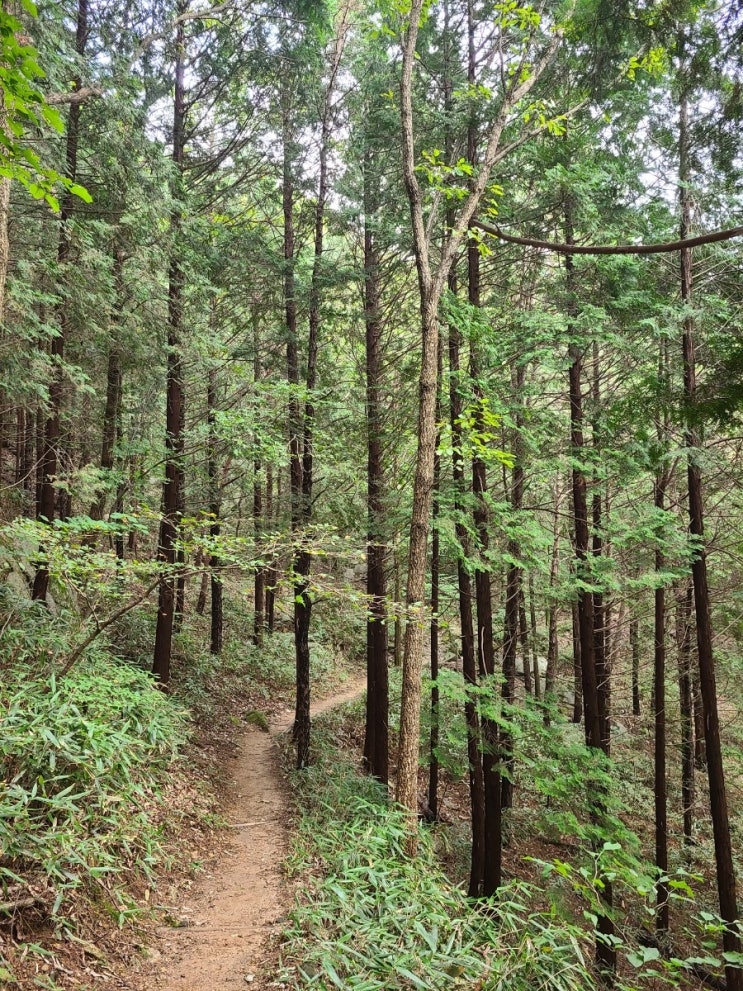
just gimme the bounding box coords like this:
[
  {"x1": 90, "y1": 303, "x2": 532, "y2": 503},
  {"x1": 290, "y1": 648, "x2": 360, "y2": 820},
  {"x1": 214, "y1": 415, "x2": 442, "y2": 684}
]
[
  {"x1": 0, "y1": 655, "x2": 186, "y2": 919},
  {"x1": 280, "y1": 705, "x2": 596, "y2": 991}
]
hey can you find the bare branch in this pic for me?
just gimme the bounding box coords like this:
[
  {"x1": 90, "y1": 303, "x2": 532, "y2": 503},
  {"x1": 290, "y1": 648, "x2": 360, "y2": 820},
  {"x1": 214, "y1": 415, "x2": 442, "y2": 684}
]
[
  {"x1": 472, "y1": 218, "x2": 743, "y2": 255},
  {"x1": 46, "y1": 86, "x2": 102, "y2": 106}
]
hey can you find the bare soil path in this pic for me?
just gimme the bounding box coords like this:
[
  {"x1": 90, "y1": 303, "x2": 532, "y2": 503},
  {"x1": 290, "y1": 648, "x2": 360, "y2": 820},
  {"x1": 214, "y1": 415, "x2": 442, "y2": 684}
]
[{"x1": 129, "y1": 678, "x2": 365, "y2": 991}]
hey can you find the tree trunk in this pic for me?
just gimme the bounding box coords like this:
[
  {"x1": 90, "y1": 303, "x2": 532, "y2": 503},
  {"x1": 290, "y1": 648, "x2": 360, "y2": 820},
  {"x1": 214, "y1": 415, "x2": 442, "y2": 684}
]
[
  {"x1": 292, "y1": 11, "x2": 348, "y2": 769},
  {"x1": 265, "y1": 464, "x2": 276, "y2": 634},
  {"x1": 207, "y1": 367, "x2": 222, "y2": 655},
  {"x1": 630, "y1": 616, "x2": 641, "y2": 716},
  {"x1": 90, "y1": 245, "x2": 124, "y2": 523},
  {"x1": 679, "y1": 82, "x2": 742, "y2": 983},
  {"x1": 33, "y1": 0, "x2": 88, "y2": 600},
  {"x1": 676, "y1": 583, "x2": 695, "y2": 846},
  {"x1": 519, "y1": 585, "x2": 531, "y2": 695},
  {"x1": 253, "y1": 311, "x2": 264, "y2": 647},
  {"x1": 571, "y1": 597, "x2": 583, "y2": 723},
  {"x1": 394, "y1": 0, "x2": 560, "y2": 845},
  {"x1": 152, "y1": 0, "x2": 187, "y2": 688},
  {"x1": 447, "y1": 252, "x2": 485, "y2": 897},
  {"x1": 500, "y1": 361, "x2": 525, "y2": 810},
  {"x1": 544, "y1": 479, "x2": 563, "y2": 711},
  {"x1": 428, "y1": 389, "x2": 441, "y2": 819},
  {"x1": 566, "y1": 197, "x2": 614, "y2": 975},
  {"x1": 654, "y1": 476, "x2": 669, "y2": 934},
  {"x1": 528, "y1": 574, "x2": 540, "y2": 698},
  {"x1": 363, "y1": 144, "x2": 389, "y2": 786}
]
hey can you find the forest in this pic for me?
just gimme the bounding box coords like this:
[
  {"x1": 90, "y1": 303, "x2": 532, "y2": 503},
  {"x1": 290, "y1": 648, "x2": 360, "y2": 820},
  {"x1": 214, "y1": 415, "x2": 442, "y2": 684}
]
[{"x1": 1, "y1": 0, "x2": 743, "y2": 988}]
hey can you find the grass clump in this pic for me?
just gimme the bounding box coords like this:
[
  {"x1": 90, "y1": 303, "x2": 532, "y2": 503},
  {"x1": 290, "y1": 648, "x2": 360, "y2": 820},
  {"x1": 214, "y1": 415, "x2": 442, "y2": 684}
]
[
  {"x1": 0, "y1": 656, "x2": 186, "y2": 916},
  {"x1": 281, "y1": 709, "x2": 595, "y2": 991}
]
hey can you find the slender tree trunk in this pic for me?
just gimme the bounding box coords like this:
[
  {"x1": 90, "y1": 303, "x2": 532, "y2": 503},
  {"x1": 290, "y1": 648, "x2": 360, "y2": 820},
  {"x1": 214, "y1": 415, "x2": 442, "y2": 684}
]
[
  {"x1": 676, "y1": 583, "x2": 695, "y2": 846},
  {"x1": 90, "y1": 245, "x2": 124, "y2": 523},
  {"x1": 253, "y1": 311, "x2": 264, "y2": 647},
  {"x1": 394, "y1": 0, "x2": 559, "y2": 842},
  {"x1": 265, "y1": 464, "x2": 276, "y2": 634},
  {"x1": 592, "y1": 346, "x2": 610, "y2": 754},
  {"x1": 544, "y1": 480, "x2": 563, "y2": 709},
  {"x1": 207, "y1": 367, "x2": 222, "y2": 655},
  {"x1": 428, "y1": 367, "x2": 441, "y2": 818},
  {"x1": 363, "y1": 145, "x2": 389, "y2": 785},
  {"x1": 519, "y1": 585, "x2": 531, "y2": 694},
  {"x1": 571, "y1": 597, "x2": 583, "y2": 723},
  {"x1": 282, "y1": 82, "x2": 306, "y2": 759},
  {"x1": 528, "y1": 574, "x2": 541, "y2": 698},
  {"x1": 500, "y1": 363, "x2": 525, "y2": 810},
  {"x1": 447, "y1": 252, "x2": 485, "y2": 896},
  {"x1": 654, "y1": 475, "x2": 669, "y2": 935},
  {"x1": 566, "y1": 196, "x2": 614, "y2": 975},
  {"x1": 152, "y1": 0, "x2": 187, "y2": 687},
  {"x1": 462, "y1": 1, "x2": 500, "y2": 892},
  {"x1": 33, "y1": 0, "x2": 88, "y2": 600},
  {"x1": 195, "y1": 549, "x2": 208, "y2": 616},
  {"x1": 692, "y1": 666, "x2": 706, "y2": 769},
  {"x1": 630, "y1": 616, "x2": 641, "y2": 716},
  {"x1": 393, "y1": 547, "x2": 403, "y2": 668},
  {"x1": 679, "y1": 83, "x2": 742, "y2": 983},
  {"x1": 293, "y1": 12, "x2": 348, "y2": 769}
]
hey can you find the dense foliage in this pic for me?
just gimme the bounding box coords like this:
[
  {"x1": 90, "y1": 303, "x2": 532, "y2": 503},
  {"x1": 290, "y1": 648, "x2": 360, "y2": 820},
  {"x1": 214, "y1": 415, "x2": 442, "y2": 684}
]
[{"x1": 1, "y1": 0, "x2": 743, "y2": 987}]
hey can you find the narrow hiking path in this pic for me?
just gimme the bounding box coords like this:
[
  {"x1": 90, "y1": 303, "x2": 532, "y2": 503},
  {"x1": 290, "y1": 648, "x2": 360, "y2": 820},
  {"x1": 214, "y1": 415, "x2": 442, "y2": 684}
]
[{"x1": 129, "y1": 678, "x2": 366, "y2": 991}]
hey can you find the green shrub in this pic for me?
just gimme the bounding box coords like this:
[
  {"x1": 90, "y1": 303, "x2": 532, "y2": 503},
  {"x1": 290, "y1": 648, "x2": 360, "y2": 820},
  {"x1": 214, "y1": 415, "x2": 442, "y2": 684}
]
[
  {"x1": 0, "y1": 657, "x2": 186, "y2": 915},
  {"x1": 281, "y1": 712, "x2": 595, "y2": 991}
]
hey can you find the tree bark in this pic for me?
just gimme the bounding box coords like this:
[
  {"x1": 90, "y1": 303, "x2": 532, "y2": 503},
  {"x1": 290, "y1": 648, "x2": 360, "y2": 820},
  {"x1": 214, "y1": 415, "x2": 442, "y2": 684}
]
[
  {"x1": 90, "y1": 245, "x2": 124, "y2": 523},
  {"x1": 152, "y1": 0, "x2": 188, "y2": 688},
  {"x1": 676, "y1": 583, "x2": 695, "y2": 846},
  {"x1": 363, "y1": 144, "x2": 389, "y2": 785},
  {"x1": 253, "y1": 311, "x2": 264, "y2": 647},
  {"x1": 447, "y1": 252, "x2": 485, "y2": 896},
  {"x1": 394, "y1": 0, "x2": 562, "y2": 844},
  {"x1": 207, "y1": 367, "x2": 222, "y2": 655},
  {"x1": 679, "y1": 81, "x2": 742, "y2": 983},
  {"x1": 630, "y1": 616, "x2": 641, "y2": 717},
  {"x1": 565, "y1": 198, "x2": 614, "y2": 975},
  {"x1": 33, "y1": 0, "x2": 88, "y2": 600},
  {"x1": 654, "y1": 475, "x2": 668, "y2": 934}
]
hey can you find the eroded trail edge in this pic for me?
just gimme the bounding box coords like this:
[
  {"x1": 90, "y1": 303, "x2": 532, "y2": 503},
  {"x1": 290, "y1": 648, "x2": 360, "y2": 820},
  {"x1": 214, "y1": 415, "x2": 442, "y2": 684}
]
[{"x1": 133, "y1": 678, "x2": 365, "y2": 991}]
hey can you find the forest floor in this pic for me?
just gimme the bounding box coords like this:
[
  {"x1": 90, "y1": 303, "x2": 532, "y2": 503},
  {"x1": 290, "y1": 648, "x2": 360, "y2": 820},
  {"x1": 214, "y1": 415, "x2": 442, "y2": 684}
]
[{"x1": 124, "y1": 676, "x2": 366, "y2": 991}]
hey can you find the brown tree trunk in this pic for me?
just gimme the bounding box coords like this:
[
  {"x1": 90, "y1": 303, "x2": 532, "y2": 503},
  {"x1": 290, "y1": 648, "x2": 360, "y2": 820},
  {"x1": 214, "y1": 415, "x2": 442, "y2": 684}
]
[
  {"x1": 676, "y1": 583, "x2": 695, "y2": 846},
  {"x1": 447, "y1": 252, "x2": 485, "y2": 897},
  {"x1": 528, "y1": 574, "x2": 541, "y2": 698},
  {"x1": 293, "y1": 10, "x2": 348, "y2": 769},
  {"x1": 265, "y1": 464, "x2": 276, "y2": 634},
  {"x1": 253, "y1": 311, "x2": 264, "y2": 647},
  {"x1": 654, "y1": 476, "x2": 669, "y2": 935},
  {"x1": 571, "y1": 597, "x2": 583, "y2": 723},
  {"x1": 519, "y1": 585, "x2": 531, "y2": 695},
  {"x1": 630, "y1": 616, "x2": 641, "y2": 716},
  {"x1": 500, "y1": 362, "x2": 525, "y2": 810},
  {"x1": 152, "y1": 0, "x2": 187, "y2": 687},
  {"x1": 195, "y1": 549, "x2": 208, "y2": 616},
  {"x1": 363, "y1": 144, "x2": 389, "y2": 785},
  {"x1": 428, "y1": 373, "x2": 441, "y2": 819},
  {"x1": 544, "y1": 479, "x2": 563, "y2": 709},
  {"x1": 33, "y1": 0, "x2": 88, "y2": 600},
  {"x1": 679, "y1": 82, "x2": 742, "y2": 984},
  {"x1": 566, "y1": 197, "x2": 614, "y2": 975},
  {"x1": 592, "y1": 346, "x2": 610, "y2": 754},
  {"x1": 394, "y1": 0, "x2": 561, "y2": 844},
  {"x1": 207, "y1": 368, "x2": 222, "y2": 655},
  {"x1": 90, "y1": 245, "x2": 124, "y2": 523}
]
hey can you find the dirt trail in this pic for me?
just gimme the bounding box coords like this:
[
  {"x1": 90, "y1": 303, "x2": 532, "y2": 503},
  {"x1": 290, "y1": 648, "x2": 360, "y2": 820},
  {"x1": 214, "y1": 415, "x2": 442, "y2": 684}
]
[{"x1": 132, "y1": 679, "x2": 365, "y2": 991}]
